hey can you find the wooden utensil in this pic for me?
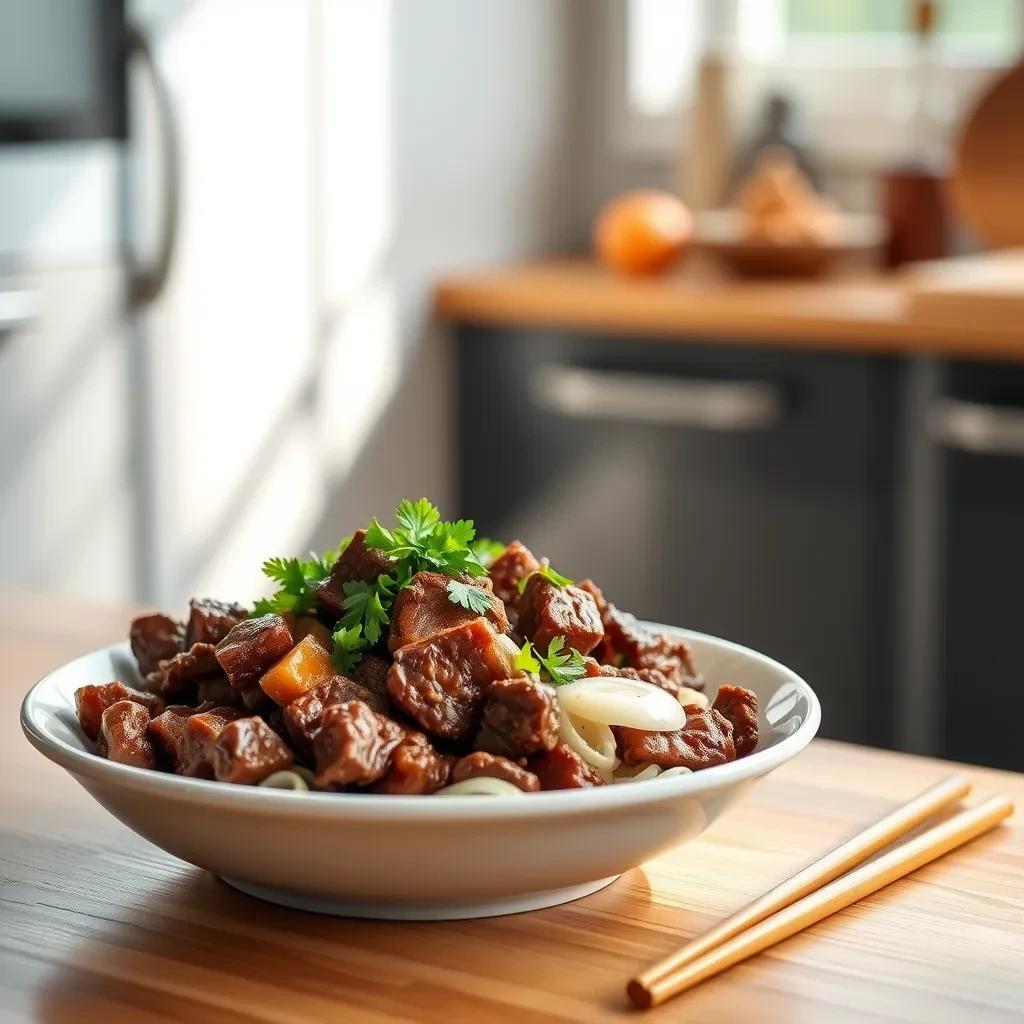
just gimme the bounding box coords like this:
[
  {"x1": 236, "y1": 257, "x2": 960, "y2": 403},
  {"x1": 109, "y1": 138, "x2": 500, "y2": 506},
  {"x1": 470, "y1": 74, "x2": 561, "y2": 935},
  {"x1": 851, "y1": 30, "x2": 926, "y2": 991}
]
[{"x1": 629, "y1": 786, "x2": 1014, "y2": 1009}]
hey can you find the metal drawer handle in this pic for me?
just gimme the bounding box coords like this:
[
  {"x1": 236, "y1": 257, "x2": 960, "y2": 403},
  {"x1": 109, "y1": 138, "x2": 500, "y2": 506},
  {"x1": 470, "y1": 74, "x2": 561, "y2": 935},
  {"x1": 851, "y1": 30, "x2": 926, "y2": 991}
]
[
  {"x1": 530, "y1": 365, "x2": 785, "y2": 432},
  {"x1": 929, "y1": 398, "x2": 1024, "y2": 456}
]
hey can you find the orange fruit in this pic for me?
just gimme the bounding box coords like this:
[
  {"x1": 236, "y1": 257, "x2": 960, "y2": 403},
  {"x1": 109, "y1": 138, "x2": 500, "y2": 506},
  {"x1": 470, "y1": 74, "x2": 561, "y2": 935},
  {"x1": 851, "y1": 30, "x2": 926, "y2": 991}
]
[{"x1": 593, "y1": 190, "x2": 692, "y2": 276}]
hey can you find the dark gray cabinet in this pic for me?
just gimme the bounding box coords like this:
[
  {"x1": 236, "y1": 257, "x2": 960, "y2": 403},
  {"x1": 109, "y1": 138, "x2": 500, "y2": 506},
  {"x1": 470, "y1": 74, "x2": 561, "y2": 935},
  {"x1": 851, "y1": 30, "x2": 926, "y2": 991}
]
[{"x1": 458, "y1": 329, "x2": 900, "y2": 747}]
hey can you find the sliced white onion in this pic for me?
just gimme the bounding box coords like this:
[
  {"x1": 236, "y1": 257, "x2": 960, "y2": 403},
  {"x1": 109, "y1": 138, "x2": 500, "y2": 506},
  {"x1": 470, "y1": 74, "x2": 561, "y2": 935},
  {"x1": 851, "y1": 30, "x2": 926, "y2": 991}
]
[
  {"x1": 560, "y1": 712, "x2": 619, "y2": 779},
  {"x1": 677, "y1": 686, "x2": 709, "y2": 710},
  {"x1": 258, "y1": 768, "x2": 314, "y2": 791},
  {"x1": 557, "y1": 678, "x2": 686, "y2": 731},
  {"x1": 435, "y1": 778, "x2": 526, "y2": 797},
  {"x1": 495, "y1": 633, "x2": 524, "y2": 674},
  {"x1": 658, "y1": 766, "x2": 693, "y2": 780},
  {"x1": 614, "y1": 763, "x2": 662, "y2": 784}
]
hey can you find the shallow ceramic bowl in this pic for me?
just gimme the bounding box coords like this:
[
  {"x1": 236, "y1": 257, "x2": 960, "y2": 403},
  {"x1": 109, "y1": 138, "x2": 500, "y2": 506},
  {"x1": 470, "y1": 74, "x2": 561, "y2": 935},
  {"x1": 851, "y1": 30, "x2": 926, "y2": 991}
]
[{"x1": 22, "y1": 628, "x2": 819, "y2": 920}]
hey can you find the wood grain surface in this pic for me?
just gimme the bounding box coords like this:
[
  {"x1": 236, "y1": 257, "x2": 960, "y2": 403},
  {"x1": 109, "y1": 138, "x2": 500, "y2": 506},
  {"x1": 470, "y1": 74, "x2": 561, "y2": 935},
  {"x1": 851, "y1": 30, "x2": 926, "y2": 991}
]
[
  {"x1": 434, "y1": 258, "x2": 1024, "y2": 360},
  {"x1": 1, "y1": 588, "x2": 1022, "y2": 1023}
]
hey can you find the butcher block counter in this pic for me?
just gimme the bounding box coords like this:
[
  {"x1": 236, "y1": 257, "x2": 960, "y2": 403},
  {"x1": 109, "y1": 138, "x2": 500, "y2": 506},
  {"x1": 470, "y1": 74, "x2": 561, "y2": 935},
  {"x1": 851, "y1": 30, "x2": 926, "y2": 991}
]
[
  {"x1": 1, "y1": 588, "x2": 1022, "y2": 1023},
  {"x1": 434, "y1": 258, "x2": 1024, "y2": 360}
]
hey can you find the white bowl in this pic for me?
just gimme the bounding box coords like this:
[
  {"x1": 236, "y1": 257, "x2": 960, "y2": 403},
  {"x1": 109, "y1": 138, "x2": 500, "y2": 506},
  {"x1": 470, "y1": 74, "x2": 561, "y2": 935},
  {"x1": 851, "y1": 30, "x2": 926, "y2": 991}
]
[{"x1": 21, "y1": 627, "x2": 819, "y2": 920}]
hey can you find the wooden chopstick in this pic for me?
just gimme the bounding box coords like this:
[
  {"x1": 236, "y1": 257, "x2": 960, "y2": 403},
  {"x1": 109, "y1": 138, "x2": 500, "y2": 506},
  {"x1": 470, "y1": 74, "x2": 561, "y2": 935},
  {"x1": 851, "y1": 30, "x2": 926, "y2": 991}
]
[
  {"x1": 631, "y1": 773, "x2": 970, "y2": 1000},
  {"x1": 628, "y1": 792, "x2": 1013, "y2": 1009}
]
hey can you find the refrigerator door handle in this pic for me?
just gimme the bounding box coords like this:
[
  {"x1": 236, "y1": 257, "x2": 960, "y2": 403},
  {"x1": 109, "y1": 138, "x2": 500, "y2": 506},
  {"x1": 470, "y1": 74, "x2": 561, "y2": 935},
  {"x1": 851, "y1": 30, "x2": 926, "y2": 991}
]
[
  {"x1": 530, "y1": 364, "x2": 786, "y2": 432},
  {"x1": 126, "y1": 23, "x2": 180, "y2": 309},
  {"x1": 929, "y1": 398, "x2": 1024, "y2": 456}
]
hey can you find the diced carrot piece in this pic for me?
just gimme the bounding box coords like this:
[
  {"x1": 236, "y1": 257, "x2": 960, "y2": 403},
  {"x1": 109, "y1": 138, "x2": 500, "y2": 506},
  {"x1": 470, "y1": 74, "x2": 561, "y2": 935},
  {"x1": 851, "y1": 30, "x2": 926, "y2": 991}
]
[{"x1": 260, "y1": 635, "x2": 336, "y2": 707}]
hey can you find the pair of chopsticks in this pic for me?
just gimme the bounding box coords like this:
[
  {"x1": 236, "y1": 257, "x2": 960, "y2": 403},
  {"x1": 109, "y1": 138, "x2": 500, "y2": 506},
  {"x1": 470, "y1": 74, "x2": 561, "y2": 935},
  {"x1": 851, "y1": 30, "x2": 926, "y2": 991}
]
[{"x1": 628, "y1": 774, "x2": 1014, "y2": 1009}]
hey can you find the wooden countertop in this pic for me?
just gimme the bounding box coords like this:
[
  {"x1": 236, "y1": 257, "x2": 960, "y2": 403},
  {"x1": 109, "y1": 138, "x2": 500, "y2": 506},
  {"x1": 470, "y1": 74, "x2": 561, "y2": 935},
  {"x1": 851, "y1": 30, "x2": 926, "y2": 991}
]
[
  {"x1": 434, "y1": 258, "x2": 1024, "y2": 361},
  {"x1": 3, "y1": 588, "x2": 1022, "y2": 1023}
]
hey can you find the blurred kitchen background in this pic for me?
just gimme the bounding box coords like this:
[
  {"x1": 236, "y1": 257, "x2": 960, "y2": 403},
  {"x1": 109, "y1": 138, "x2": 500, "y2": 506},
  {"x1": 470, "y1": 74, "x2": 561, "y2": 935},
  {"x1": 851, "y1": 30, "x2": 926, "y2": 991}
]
[{"x1": 2, "y1": 0, "x2": 1023, "y2": 768}]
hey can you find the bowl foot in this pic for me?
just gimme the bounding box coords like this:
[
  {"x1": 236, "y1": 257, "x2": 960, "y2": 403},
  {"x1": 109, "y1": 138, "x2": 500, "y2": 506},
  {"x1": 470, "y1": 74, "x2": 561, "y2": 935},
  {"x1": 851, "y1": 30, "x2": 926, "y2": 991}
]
[{"x1": 220, "y1": 874, "x2": 621, "y2": 920}]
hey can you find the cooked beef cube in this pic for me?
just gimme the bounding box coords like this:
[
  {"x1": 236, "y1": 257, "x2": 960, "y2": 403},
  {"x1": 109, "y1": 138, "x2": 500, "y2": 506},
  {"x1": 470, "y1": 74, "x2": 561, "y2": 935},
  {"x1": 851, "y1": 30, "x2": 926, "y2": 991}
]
[
  {"x1": 196, "y1": 675, "x2": 239, "y2": 707},
  {"x1": 488, "y1": 540, "x2": 540, "y2": 605},
  {"x1": 712, "y1": 685, "x2": 759, "y2": 757},
  {"x1": 387, "y1": 618, "x2": 515, "y2": 740},
  {"x1": 214, "y1": 614, "x2": 294, "y2": 689},
  {"x1": 582, "y1": 658, "x2": 680, "y2": 698},
  {"x1": 96, "y1": 700, "x2": 157, "y2": 769},
  {"x1": 284, "y1": 674, "x2": 390, "y2": 759},
  {"x1": 147, "y1": 642, "x2": 220, "y2": 697},
  {"x1": 517, "y1": 575, "x2": 603, "y2": 656},
  {"x1": 147, "y1": 705, "x2": 197, "y2": 771},
  {"x1": 616, "y1": 706, "x2": 735, "y2": 770},
  {"x1": 184, "y1": 598, "x2": 248, "y2": 647},
  {"x1": 75, "y1": 682, "x2": 165, "y2": 742},
  {"x1": 313, "y1": 701, "x2": 405, "y2": 789},
  {"x1": 388, "y1": 570, "x2": 508, "y2": 653},
  {"x1": 179, "y1": 706, "x2": 244, "y2": 778},
  {"x1": 292, "y1": 615, "x2": 333, "y2": 649},
  {"x1": 576, "y1": 579, "x2": 608, "y2": 616},
  {"x1": 528, "y1": 744, "x2": 604, "y2": 790},
  {"x1": 451, "y1": 751, "x2": 540, "y2": 792},
  {"x1": 211, "y1": 717, "x2": 294, "y2": 784},
  {"x1": 351, "y1": 653, "x2": 391, "y2": 698},
  {"x1": 129, "y1": 612, "x2": 185, "y2": 676},
  {"x1": 597, "y1": 606, "x2": 701, "y2": 688},
  {"x1": 314, "y1": 529, "x2": 397, "y2": 616},
  {"x1": 474, "y1": 678, "x2": 559, "y2": 759},
  {"x1": 240, "y1": 684, "x2": 275, "y2": 715},
  {"x1": 374, "y1": 734, "x2": 454, "y2": 795}
]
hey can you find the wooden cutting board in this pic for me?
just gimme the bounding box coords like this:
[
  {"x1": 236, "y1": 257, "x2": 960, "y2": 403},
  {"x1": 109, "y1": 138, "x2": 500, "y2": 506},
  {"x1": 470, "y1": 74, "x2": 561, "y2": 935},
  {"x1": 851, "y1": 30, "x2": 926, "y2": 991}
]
[{"x1": 903, "y1": 249, "x2": 1024, "y2": 332}]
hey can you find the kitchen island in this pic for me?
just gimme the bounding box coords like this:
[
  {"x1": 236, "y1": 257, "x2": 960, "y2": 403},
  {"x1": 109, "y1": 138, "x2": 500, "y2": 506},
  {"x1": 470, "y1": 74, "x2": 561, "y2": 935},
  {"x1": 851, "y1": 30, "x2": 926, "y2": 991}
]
[{"x1": 2, "y1": 589, "x2": 1022, "y2": 1023}]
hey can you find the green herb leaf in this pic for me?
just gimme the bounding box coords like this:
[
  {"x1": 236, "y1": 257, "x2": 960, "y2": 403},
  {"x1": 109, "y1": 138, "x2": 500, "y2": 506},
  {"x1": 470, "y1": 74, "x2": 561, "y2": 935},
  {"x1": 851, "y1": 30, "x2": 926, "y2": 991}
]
[
  {"x1": 331, "y1": 624, "x2": 366, "y2": 673},
  {"x1": 513, "y1": 639, "x2": 541, "y2": 675},
  {"x1": 535, "y1": 636, "x2": 587, "y2": 686},
  {"x1": 470, "y1": 537, "x2": 506, "y2": 566},
  {"x1": 446, "y1": 579, "x2": 492, "y2": 614},
  {"x1": 253, "y1": 547, "x2": 340, "y2": 617},
  {"x1": 340, "y1": 580, "x2": 391, "y2": 646},
  {"x1": 394, "y1": 498, "x2": 440, "y2": 544},
  {"x1": 517, "y1": 563, "x2": 575, "y2": 596}
]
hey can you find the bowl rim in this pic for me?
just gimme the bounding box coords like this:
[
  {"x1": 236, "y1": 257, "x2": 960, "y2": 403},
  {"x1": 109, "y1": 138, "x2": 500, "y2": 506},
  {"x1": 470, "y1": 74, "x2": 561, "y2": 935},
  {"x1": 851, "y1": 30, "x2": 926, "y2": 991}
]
[{"x1": 21, "y1": 627, "x2": 820, "y2": 821}]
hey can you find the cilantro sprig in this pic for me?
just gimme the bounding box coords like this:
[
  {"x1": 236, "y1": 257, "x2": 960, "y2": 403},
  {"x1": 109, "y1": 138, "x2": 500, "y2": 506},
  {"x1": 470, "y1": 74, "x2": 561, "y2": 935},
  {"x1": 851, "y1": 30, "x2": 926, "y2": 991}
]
[
  {"x1": 252, "y1": 542, "x2": 347, "y2": 616},
  {"x1": 514, "y1": 636, "x2": 587, "y2": 686},
  {"x1": 446, "y1": 579, "x2": 493, "y2": 614}
]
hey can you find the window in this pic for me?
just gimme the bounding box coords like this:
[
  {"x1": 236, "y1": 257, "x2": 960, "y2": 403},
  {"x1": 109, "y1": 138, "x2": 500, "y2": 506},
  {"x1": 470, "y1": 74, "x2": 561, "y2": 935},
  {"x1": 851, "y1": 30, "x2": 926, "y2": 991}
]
[{"x1": 621, "y1": 0, "x2": 1023, "y2": 164}]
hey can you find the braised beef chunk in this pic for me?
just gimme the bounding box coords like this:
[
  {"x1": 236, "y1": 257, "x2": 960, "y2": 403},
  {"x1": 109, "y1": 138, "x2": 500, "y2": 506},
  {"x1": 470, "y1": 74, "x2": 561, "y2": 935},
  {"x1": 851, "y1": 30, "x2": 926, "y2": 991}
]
[
  {"x1": 517, "y1": 575, "x2": 604, "y2": 656},
  {"x1": 528, "y1": 744, "x2": 604, "y2": 790},
  {"x1": 374, "y1": 733, "x2": 453, "y2": 795},
  {"x1": 474, "y1": 678, "x2": 559, "y2": 759},
  {"x1": 129, "y1": 612, "x2": 185, "y2": 676},
  {"x1": 240, "y1": 684, "x2": 275, "y2": 715},
  {"x1": 147, "y1": 705, "x2": 196, "y2": 771},
  {"x1": 196, "y1": 675, "x2": 239, "y2": 707},
  {"x1": 313, "y1": 700, "x2": 405, "y2": 789},
  {"x1": 387, "y1": 618, "x2": 515, "y2": 740},
  {"x1": 351, "y1": 653, "x2": 390, "y2": 699},
  {"x1": 712, "y1": 685, "x2": 759, "y2": 757},
  {"x1": 284, "y1": 674, "x2": 390, "y2": 759},
  {"x1": 96, "y1": 700, "x2": 157, "y2": 768},
  {"x1": 597, "y1": 606, "x2": 701, "y2": 687},
  {"x1": 388, "y1": 571, "x2": 508, "y2": 653},
  {"x1": 583, "y1": 658, "x2": 680, "y2": 698},
  {"x1": 576, "y1": 579, "x2": 608, "y2": 616},
  {"x1": 488, "y1": 540, "x2": 541, "y2": 604},
  {"x1": 616, "y1": 706, "x2": 735, "y2": 770},
  {"x1": 185, "y1": 598, "x2": 248, "y2": 647},
  {"x1": 75, "y1": 682, "x2": 165, "y2": 742},
  {"x1": 211, "y1": 716, "x2": 294, "y2": 784},
  {"x1": 147, "y1": 642, "x2": 220, "y2": 697},
  {"x1": 214, "y1": 614, "x2": 294, "y2": 689},
  {"x1": 179, "y1": 706, "x2": 244, "y2": 778},
  {"x1": 315, "y1": 529, "x2": 397, "y2": 616},
  {"x1": 451, "y1": 751, "x2": 540, "y2": 792}
]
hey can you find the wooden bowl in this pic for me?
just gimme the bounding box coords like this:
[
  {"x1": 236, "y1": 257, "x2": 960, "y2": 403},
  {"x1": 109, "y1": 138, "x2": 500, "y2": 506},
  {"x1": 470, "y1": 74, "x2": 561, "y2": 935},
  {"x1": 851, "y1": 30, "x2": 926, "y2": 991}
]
[{"x1": 694, "y1": 210, "x2": 882, "y2": 278}]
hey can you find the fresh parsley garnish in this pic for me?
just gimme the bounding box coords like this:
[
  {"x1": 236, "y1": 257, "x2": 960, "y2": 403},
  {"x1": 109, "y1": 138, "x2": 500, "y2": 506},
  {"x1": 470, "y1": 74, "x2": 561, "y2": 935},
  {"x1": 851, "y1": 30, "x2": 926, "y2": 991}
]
[
  {"x1": 252, "y1": 547, "x2": 342, "y2": 616},
  {"x1": 330, "y1": 624, "x2": 365, "y2": 674},
  {"x1": 340, "y1": 578, "x2": 392, "y2": 646},
  {"x1": 446, "y1": 579, "x2": 492, "y2": 614},
  {"x1": 517, "y1": 563, "x2": 575, "y2": 596},
  {"x1": 515, "y1": 636, "x2": 587, "y2": 686},
  {"x1": 470, "y1": 537, "x2": 506, "y2": 565}
]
